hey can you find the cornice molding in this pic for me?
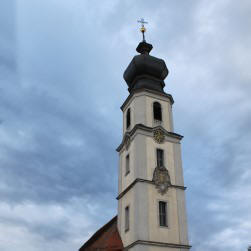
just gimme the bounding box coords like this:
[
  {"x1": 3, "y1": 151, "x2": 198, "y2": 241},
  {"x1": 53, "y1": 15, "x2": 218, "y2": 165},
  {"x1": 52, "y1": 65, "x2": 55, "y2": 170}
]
[
  {"x1": 116, "y1": 124, "x2": 183, "y2": 152},
  {"x1": 120, "y1": 88, "x2": 174, "y2": 111},
  {"x1": 116, "y1": 178, "x2": 186, "y2": 200},
  {"x1": 124, "y1": 240, "x2": 192, "y2": 250}
]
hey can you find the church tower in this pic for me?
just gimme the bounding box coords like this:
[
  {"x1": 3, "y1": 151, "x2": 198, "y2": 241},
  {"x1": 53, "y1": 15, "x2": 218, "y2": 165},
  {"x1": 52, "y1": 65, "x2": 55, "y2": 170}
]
[{"x1": 116, "y1": 25, "x2": 191, "y2": 251}]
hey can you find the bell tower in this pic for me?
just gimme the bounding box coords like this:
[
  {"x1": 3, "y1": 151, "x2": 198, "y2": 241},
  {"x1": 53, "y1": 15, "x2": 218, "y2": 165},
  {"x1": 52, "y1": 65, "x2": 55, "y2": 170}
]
[{"x1": 116, "y1": 23, "x2": 191, "y2": 251}]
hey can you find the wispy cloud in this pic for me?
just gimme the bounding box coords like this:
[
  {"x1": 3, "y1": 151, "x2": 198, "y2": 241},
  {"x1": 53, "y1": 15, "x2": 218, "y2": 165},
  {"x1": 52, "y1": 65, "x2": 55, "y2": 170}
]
[{"x1": 0, "y1": 0, "x2": 250, "y2": 250}]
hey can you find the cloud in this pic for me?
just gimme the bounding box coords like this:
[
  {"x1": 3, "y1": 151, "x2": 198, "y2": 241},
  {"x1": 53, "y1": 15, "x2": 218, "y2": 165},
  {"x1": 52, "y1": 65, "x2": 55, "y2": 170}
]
[
  {"x1": 0, "y1": 0, "x2": 250, "y2": 251},
  {"x1": 0, "y1": 198, "x2": 112, "y2": 251}
]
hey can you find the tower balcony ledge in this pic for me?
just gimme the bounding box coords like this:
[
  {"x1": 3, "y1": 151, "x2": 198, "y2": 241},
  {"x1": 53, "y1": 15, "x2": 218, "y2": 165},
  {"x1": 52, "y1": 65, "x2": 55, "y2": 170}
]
[{"x1": 116, "y1": 123, "x2": 183, "y2": 152}]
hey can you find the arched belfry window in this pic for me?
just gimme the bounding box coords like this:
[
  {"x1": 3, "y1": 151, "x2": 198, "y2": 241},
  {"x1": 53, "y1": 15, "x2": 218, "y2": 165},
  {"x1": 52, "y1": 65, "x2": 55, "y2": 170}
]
[
  {"x1": 153, "y1": 102, "x2": 162, "y2": 121},
  {"x1": 126, "y1": 108, "x2": 131, "y2": 129}
]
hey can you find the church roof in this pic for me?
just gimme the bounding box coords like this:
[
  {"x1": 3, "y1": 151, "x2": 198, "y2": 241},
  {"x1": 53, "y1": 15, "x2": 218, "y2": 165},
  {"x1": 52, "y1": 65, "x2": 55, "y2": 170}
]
[
  {"x1": 123, "y1": 41, "x2": 169, "y2": 94},
  {"x1": 79, "y1": 216, "x2": 123, "y2": 251}
]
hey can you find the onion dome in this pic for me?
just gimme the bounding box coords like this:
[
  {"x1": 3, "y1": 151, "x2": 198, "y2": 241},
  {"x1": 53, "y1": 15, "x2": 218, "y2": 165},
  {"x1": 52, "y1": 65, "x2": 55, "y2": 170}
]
[{"x1": 123, "y1": 41, "x2": 169, "y2": 93}]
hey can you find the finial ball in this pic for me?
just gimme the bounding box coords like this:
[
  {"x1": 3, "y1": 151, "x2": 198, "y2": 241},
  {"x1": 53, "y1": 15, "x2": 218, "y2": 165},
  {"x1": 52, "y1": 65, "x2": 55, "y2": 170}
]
[{"x1": 140, "y1": 27, "x2": 146, "y2": 33}]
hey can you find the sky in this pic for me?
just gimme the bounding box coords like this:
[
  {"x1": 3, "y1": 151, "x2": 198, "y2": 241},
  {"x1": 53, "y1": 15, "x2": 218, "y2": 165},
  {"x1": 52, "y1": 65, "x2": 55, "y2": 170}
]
[{"x1": 0, "y1": 0, "x2": 251, "y2": 250}]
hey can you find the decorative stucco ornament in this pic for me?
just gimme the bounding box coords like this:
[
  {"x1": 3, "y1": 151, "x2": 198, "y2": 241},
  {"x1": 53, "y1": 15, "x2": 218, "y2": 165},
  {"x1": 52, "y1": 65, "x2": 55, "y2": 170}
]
[
  {"x1": 153, "y1": 128, "x2": 165, "y2": 144},
  {"x1": 153, "y1": 166, "x2": 171, "y2": 195}
]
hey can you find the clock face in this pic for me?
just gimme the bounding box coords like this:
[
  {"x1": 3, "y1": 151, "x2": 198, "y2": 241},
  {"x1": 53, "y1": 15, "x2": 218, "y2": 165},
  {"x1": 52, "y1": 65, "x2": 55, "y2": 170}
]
[{"x1": 153, "y1": 129, "x2": 165, "y2": 144}]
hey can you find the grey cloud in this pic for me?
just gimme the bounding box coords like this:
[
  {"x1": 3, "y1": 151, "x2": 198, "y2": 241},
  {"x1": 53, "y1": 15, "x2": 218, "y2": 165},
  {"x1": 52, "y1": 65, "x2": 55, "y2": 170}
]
[
  {"x1": 0, "y1": 214, "x2": 70, "y2": 241},
  {"x1": 0, "y1": 1, "x2": 251, "y2": 251}
]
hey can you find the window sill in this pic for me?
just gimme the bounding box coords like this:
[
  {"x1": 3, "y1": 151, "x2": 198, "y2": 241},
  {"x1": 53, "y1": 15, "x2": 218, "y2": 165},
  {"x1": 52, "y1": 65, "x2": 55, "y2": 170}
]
[{"x1": 153, "y1": 120, "x2": 162, "y2": 126}]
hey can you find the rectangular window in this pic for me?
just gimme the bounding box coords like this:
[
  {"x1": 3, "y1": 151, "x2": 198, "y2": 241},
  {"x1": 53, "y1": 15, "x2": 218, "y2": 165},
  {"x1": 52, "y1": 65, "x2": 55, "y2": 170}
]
[
  {"x1": 125, "y1": 154, "x2": 130, "y2": 175},
  {"x1": 157, "y1": 149, "x2": 164, "y2": 167},
  {"x1": 125, "y1": 206, "x2": 130, "y2": 231},
  {"x1": 159, "y1": 201, "x2": 167, "y2": 227}
]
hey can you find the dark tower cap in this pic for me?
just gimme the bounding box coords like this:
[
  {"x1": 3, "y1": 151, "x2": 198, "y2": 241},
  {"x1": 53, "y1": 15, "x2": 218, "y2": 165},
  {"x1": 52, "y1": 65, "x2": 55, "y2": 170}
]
[{"x1": 123, "y1": 41, "x2": 169, "y2": 93}]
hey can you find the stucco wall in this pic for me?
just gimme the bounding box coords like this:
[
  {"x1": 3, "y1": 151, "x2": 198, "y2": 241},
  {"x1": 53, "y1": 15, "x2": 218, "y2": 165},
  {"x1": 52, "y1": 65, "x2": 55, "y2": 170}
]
[
  {"x1": 118, "y1": 90, "x2": 189, "y2": 250},
  {"x1": 118, "y1": 188, "x2": 135, "y2": 247},
  {"x1": 148, "y1": 187, "x2": 180, "y2": 244},
  {"x1": 122, "y1": 91, "x2": 173, "y2": 134}
]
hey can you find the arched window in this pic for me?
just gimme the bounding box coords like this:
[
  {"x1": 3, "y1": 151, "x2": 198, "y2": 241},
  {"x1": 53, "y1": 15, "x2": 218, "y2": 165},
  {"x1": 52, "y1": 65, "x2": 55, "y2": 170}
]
[
  {"x1": 126, "y1": 108, "x2": 131, "y2": 129},
  {"x1": 153, "y1": 102, "x2": 162, "y2": 121}
]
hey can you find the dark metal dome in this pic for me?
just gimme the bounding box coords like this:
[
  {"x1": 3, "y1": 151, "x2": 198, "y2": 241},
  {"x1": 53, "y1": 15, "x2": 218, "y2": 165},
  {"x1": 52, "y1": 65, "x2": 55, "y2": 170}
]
[{"x1": 123, "y1": 41, "x2": 169, "y2": 93}]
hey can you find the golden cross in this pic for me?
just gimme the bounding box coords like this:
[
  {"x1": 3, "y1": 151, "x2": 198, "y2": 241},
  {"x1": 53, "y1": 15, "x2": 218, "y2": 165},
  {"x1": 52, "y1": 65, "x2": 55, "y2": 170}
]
[{"x1": 137, "y1": 18, "x2": 148, "y2": 42}]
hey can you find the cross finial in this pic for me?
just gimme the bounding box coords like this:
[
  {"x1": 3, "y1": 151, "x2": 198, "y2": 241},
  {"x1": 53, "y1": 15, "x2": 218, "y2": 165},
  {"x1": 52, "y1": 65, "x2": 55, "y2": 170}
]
[{"x1": 137, "y1": 18, "x2": 148, "y2": 42}]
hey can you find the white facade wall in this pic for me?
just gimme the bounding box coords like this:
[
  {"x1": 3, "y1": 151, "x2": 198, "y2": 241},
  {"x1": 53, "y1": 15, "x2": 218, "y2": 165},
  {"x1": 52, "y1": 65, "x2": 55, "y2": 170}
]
[
  {"x1": 123, "y1": 91, "x2": 174, "y2": 135},
  {"x1": 118, "y1": 90, "x2": 190, "y2": 250}
]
